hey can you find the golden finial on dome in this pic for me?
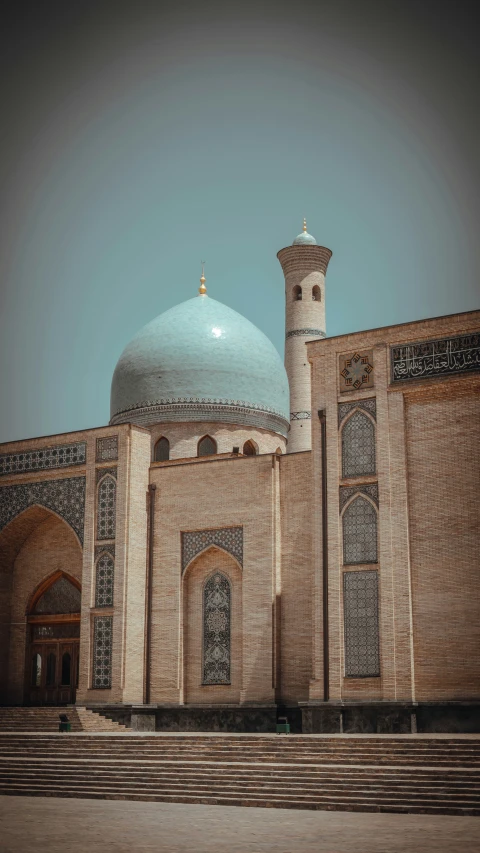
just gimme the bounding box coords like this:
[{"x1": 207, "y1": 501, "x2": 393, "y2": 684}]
[
  {"x1": 303, "y1": 218, "x2": 307, "y2": 232},
  {"x1": 199, "y1": 260, "x2": 207, "y2": 295}
]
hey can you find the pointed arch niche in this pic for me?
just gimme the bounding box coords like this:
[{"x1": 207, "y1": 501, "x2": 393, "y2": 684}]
[
  {"x1": 182, "y1": 546, "x2": 242, "y2": 705},
  {"x1": 0, "y1": 506, "x2": 82, "y2": 705}
]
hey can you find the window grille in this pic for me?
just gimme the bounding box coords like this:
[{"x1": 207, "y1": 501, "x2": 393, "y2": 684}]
[
  {"x1": 343, "y1": 495, "x2": 378, "y2": 564},
  {"x1": 344, "y1": 570, "x2": 380, "y2": 677},
  {"x1": 342, "y1": 411, "x2": 376, "y2": 478},
  {"x1": 154, "y1": 437, "x2": 170, "y2": 462},
  {"x1": 97, "y1": 476, "x2": 116, "y2": 539},
  {"x1": 92, "y1": 615, "x2": 113, "y2": 689},
  {"x1": 95, "y1": 553, "x2": 114, "y2": 607},
  {"x1": 33, "y1": 577, "x2": 81, "y2": 614},
  {"x1": 198, "y1": 436, "x2": 217, "y2": 457},
  {"x1": 203, "y1": 573, "x2": 231, "y2": 685}
]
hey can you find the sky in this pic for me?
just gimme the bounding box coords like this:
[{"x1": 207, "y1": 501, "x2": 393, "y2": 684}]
[{"x1": 0, "y1": 0, "x2": 479, "y2": 443}]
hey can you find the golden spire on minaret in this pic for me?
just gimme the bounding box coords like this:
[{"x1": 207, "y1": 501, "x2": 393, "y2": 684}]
[
  {"x1": 199, "y1": 261, "x2": 207, "y2": 295},
  {"x1": 303, "y1": 218, "x2": 307, "y2": 232}
]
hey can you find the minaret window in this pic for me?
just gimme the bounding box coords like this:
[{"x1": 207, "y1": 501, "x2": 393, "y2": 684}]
[
  {"x1": 293, "y1": 285, "x2": 302, "y2": 301},
  {"x1": 198, "y1": 435, "x2": 217, "y2": 457},
  {"x1": 243, "y1": 440, "x2": 258, "y2": 456},
  {"x1": 312, "y1": 285, "x2": 321, "y2": 302},
  {"x1": 154, "y1": 437, "x2": 170, "y2": 462}
]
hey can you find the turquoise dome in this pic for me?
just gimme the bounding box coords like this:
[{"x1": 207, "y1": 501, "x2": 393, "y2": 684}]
[
  {"x1": 293, "y1": 230, "x2": 317, "y2": 246},
  {"x1": 110, "y1": 294, "x2": 290, "y2": 436}
]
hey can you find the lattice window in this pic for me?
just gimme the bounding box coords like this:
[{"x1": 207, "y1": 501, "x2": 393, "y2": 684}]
[
  {"x1": 154, "y1": 437, "x2": 170, "y2": 462},
  {"x1": 97, "y1": 476, "x2": 116, "y2": 540},
  {"x1": 344, "y1": 571, "x2": 380, "y2": 677},
  {"x1": 203, "y1": 573, "x2": 231, "y2": 685},
  {"x1": 33, "y1": 577, "x2": 81, "y2": 615},
  {"x1": 342, "y1": 410, "x2": 376, "y2": 478},
  {"x1": 198, "y1": 435, "x2": 217, "y2": 457},
  {"x1": 95, "y1": 553, "x2": 114, "y2": 607},
  {"x1": 93, "y1": 615, "x2": 113, "y2": 689},
  {"x1": 343, "y1": 496, "x2": 378, "y2": 564}
]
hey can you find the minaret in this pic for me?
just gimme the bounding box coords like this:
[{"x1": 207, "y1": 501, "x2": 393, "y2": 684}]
[{"x1": 277, "y1": 220, "x2": 332, "y2": 453}]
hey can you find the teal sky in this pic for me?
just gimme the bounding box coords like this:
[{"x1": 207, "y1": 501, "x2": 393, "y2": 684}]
[{"x1": 0, "y1": 1, "x2": 479, "y2": 443}]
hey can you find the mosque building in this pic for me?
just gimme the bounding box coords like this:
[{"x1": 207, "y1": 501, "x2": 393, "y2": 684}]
[{"x1": 0, "y1": 222, "x2": 479, "y2": 732}]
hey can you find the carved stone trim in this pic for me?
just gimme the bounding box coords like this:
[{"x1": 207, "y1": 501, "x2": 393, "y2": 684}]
[
  {"x1": 277, "y1": 244, "x2": 333, "y2": 276},
  {"x1": 391, "y1": 333, "x2": 480, "y2": 383},
  {"x1": 340, "y1": 483, "x2": 379, "y2": 511},
  {"x1": 96, "y1": 437, "x2": 118, "y2": 462},
  {"x1": 182, "y1": 527, "x2": 243, "y2": 573},
  {"x1": 0, "y1": 477, "x2": 86, "y2": 544},
  {"x1": 286, "y1": 329, "x2": 326, "y2": 339},
  {"x1": 0, "y1": 442, "x2": 86, "y2": 477},
  {"x1": 338, "y1": 398, "x2": 376, "y2": 426},
  {"x1": 110, "y1": 401, "x2": 289, "y2": 438}
]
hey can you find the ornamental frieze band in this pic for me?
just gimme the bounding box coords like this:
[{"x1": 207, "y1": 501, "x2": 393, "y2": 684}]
[
  {"x1": 286, "y1": 328, "x2": 326, "y2": 339},
  {"x1": 391, "y1": 333, "x2": 480, "y2": 382},
  {"x1": 0, "y1": 442, "x2": 86, "y2": 477}
]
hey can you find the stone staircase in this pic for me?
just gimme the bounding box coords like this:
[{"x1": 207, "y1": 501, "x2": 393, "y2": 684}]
[
  {"x1": 0, "y1": 706, "x2": 129, "y2": 733},
  {"x1": 0, "y1": 733, "x2": 479, "y2": 814}
]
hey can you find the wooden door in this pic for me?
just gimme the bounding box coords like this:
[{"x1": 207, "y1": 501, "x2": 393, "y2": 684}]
[{"x1": 27, "y1": 631, "x2": 79, "y2": 705}]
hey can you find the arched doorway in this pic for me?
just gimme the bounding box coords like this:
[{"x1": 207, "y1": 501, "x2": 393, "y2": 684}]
[{"x1": 25, "y1": 571, "x2": 81, "y2": 705}]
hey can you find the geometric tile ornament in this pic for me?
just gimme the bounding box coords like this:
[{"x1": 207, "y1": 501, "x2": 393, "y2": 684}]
[
  {"x1": 342, "y1": 495, "x2": 378, "y2": 564},
  {"x1": 96, "y1": 475, "x2": 116, "y2": 540},
  {"x1": 181, "y1": 527, "x2": 243, "y2": 573},
  {"x1": 0, "y1": 442, "x2": 86, "y2": 477},
  {"x1": 202, "y1": 572, "x2": 231, "y2": 685},
  {"x1": 0, "y1": 477, "x2": 86, "y2": 544},
  {"x1": 391, "y1": 332, "x2": 480, "y2": 383},
  {"x1": 338, "y1": 398, "x2": 376, "y2": 426},
  {"x1": 286, "y1": 328, "x2": 326, "y2": 339},
  {"x1": 340, "y1": 483, "x2": 379, "y2": 512},
  {"x1": 339, "y1": 351, "x2": 374, "y2": 392},
  {"x1": 341, "y1": 410, "x2": 376, "y2": 478},
  {"x1": 34, "y1": 576, "x2": 82, "y2": 615},
  {"x1": 290, "y1": 411, "x2": 311, "y2": 420},
  {"x1": 95, "y1": 552, "x2": 115, "y2": 608},
  {"x1": 92, "y1": 615, "x2": 113, "y2": 689},
  {"x1": 343, "y1": 570, "x2": 380, "y2": 677},
  {"x1": 95, "y1": 437, "x2": 118, "y2": 462}
]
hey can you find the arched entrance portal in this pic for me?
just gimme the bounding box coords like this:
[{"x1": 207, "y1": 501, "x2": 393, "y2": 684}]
[{"x1": 26, "y1": 572, "x2": 81, "y2": 705}]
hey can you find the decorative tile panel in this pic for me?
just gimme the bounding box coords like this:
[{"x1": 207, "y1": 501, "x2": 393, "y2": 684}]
[
  {"x1": 338, "y1": 398, "x2": 376, "y2": 425},
  {"x1": 96, "y1": 475, "x2": 116, "y2": 540},
  {"x1": 286, "y1": 328, "x2": 326, "y2": 339},
  {"x1": 339, "y1": 483, "x2": 379, "y2": 511},
  {"x1": 92, "y1": 615, "x2": 113, "y2": 689},
  {"x1": 342, "y1": 495, "x2": 378, "y2": 564},
  {"x1": 0, "y1": 442, "x2": 86, "y2": 476},
  {"x1": 341, "y1": 410, "x2": 376, "y2": 478},
  {"x1": 182, "y1": 527, "x2": 243, "y2": 573},
  {"x1": 96, "y1": 467, "x2": 117, "y2": 483},
  {"x1": 290, "y1": 411, "x2": 311, "y2": 420},
  {"x1": 339, "y1": 351, "x2": 374, "y2": 392},
  {"x1": 203, "y1": 573, "x2": 231, "y2": 685},
  {"x1": 391, "y1": 333, "x2": 480, "y2": 383},
  {"x1": 95, "y1": 552, "x2": 114, "y2": 608},
  {"x1": 34, "y1": 576, "x2": 81, "y2": 614},
  {"x1": 0, "y1": 477, "x2": 86, "y2": 544},
  {"x1": 96, "y1": 437, "x2": 118, "y2": 462},
  {"x1": 344, "y1": 570, "x2": 380, "y2": 677}
]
